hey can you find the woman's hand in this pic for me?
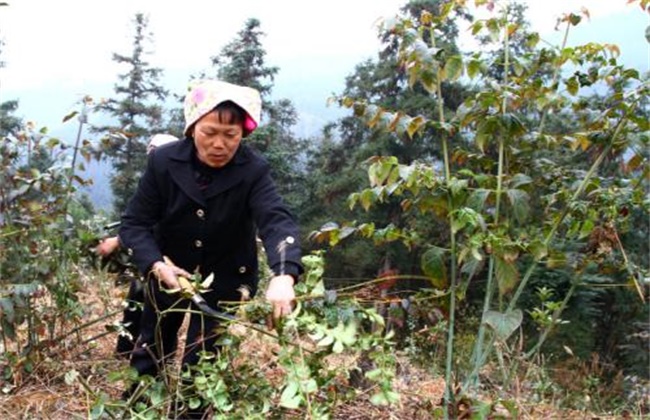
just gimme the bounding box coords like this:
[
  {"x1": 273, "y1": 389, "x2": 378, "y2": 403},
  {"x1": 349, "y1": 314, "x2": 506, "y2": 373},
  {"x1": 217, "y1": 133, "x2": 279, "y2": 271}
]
[
  {"x1": 265, "y1": 275, "x2": 295, "y2": 321},
  {"x1": 96, "y1": 236, "x2": 120, "y2": 257},
  {"x1": 152, "y1": 261, "x2": 191, "y2": 291}
]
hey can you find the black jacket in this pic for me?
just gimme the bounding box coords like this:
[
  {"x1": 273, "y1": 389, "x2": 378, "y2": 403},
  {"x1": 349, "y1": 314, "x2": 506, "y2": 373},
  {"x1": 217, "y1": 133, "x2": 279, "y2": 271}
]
[{"x1": 119, "y1": 139, "x2": 302, "y2": 298}]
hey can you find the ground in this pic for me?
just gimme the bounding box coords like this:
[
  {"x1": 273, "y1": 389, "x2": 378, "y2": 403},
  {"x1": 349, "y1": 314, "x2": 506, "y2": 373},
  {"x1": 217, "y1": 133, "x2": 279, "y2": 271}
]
[{"x1": 0, "y1": 273, "x2": 629, "y2": 419}]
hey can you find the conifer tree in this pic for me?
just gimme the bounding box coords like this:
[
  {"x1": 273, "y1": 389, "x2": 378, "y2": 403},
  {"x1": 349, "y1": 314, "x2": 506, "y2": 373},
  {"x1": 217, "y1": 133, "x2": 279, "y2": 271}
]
[
  {"x1": 0, "y1": 100, "x2": 21, "y2": 138},
  {"x1": 92, "y1": 13, "x2": 167, "y2": 217},
  {"x1": 208, "y1": 18, "x2": 306, "y2": 210},
  {"x1": 0, "y1": 17, "x2": 22, "y2": 139}
]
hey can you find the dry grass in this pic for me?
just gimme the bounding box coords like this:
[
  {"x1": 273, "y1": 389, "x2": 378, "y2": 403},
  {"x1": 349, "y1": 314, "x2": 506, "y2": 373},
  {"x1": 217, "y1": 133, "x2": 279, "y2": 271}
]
[{"x1": 0, "y1": 272, "x2": 627, "y2": 420}]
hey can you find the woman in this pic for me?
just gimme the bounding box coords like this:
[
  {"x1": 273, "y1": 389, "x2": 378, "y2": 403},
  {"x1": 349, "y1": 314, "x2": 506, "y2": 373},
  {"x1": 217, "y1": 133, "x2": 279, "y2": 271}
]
[{"x1": 118, "y1": 80, "x2": 302, "y2": 391}]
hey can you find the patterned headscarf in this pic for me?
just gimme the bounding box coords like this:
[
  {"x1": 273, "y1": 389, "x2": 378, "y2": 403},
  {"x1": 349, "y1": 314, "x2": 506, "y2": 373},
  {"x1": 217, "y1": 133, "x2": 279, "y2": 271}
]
[
  {"x1": 147, "y1": 133, "x2": 179, "y2": 154},
  {"x1": 183, "y1": 79, "x2": 262, "y2": 137}
]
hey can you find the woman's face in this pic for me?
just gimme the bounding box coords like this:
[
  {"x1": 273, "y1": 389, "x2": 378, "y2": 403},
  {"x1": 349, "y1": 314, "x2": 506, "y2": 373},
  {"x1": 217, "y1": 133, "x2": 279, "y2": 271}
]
[{"x1": 192, "y1": 110, "x2": 244, "y2": 168}]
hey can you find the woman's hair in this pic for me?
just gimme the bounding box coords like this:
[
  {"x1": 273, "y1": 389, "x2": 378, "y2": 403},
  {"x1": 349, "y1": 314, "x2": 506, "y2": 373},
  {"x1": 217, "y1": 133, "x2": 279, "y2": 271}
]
[{"x1": 212, "y1": 100, "x2": 247, "y2": 127}]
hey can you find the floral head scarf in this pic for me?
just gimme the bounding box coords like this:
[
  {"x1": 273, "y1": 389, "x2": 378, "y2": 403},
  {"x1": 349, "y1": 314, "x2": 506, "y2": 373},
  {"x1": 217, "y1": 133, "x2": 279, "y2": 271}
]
[
  {"x1": 183, "y1": 79, "x2": 262, "y2": 137},
  {"x1": 147, "y1": 133, "x2": 179, "y2": 154}
]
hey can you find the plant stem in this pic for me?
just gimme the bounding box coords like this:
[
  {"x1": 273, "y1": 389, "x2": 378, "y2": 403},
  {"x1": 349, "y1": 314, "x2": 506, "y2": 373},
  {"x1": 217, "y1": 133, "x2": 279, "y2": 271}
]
[
  {"x1": 538, "y1": 19, "x2": 571, "y2": 136},
  {"x1": 470, "y1": 3, "x2": 510, "y2": 386},
  {"x1": 46, "y1": 308, "x2": 122, "y2": 355},
  {"x1": 464, "y1": 110, "x2": 633, "y2": 391},
  {"x1": 509, "y1": 115, "x2": 627, "y2": 308},
  {"x1": 76, "y1": 374, "x2": 119, "y2": 420},
  {"x1": 436, "y1": 64, "x2": 459, "y2": 420},
  {"x1": 63, "y1": 100, "x2": 87, "y2": 222}
]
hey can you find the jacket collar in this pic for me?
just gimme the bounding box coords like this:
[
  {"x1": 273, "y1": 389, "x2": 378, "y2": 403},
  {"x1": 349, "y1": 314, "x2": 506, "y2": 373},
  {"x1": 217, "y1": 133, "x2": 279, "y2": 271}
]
[{"x1": 168, "y1": 138, "x2": 250, "y2": 206}]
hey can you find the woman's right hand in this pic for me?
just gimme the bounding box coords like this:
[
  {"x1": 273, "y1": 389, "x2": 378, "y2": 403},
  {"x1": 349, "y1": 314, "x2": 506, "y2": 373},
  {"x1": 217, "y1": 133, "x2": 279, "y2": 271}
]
[
  {"x1": 152, "y1": 261, "x2": 191, "y2": 290},
  {"x1": 96, "y1": 236, "x2": 120, "y2": 257}
]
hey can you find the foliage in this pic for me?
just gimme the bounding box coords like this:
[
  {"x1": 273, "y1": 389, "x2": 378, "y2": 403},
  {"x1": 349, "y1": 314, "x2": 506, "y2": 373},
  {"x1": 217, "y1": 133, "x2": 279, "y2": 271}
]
[
  {"x1": 309, "y1": 0, "x2": 649, "y2": 416},
  {"x1": 300, "y1": 0, "x2": 474, "y2": 283},
  {"x1": 2, "y1": 1, "x2": 649, "y2": 418},
  {"x1": 0, "y1": 100, "x2": 22, "y2": 138},
  {"x1": 0, "y1": 105, "x2": 99, "y2": 389},
  {"x1": 91, "y1": 252, "x2": 398, "y2": 419},
  {"x1": 91, "y1": 12, "x2": 168, "y2": 217}
]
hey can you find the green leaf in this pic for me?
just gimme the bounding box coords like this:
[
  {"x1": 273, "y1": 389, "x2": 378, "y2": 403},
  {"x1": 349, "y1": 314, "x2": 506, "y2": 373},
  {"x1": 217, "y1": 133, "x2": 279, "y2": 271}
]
[
  {"x1": 500, "y1": 113, "x2": 526, "y2": 137},
  {"x1": 486, "y1": 18, "x2": 500, "y2": 42},
  {"x1": 578, "y1": 219, "x2": 595, "y2": 239},
  {"x1": 331, "y1": 321, "x2": 357, "y2": 353},
  {"x1": 150, "y1": 385, "x2": 166, "y2": 406},
  {"x1": 506, "y1": 188, "x2": 530, "y2": 223},
  {"x1": 467, "y1": 189, "x2": 491, "y2": 211},
  {"x1": 368, "y1": 158, "x2": 398, "y2": 186},
  {"x1": 443, "y1": 55, "x2": 463, "y2": 81},
  {"x1": 568, "y1": 13, "x2": 582, "y2": 26},
  {"x1": 566, "y1": 77, "x2": 579, "y2": 96},
  {"x1": 483, "y1": 309, "x2": 523, "y2": 341},
  {"x1": 509, "y1": 173, "x2": 532, "y2": 188},
  {"x1": 512, "y1": 59, "x2": 525, "y2": 77},
  {"x1": 406, "y1": 116, "x2": 426, "y2": 138},
  {"x1": 90, "y1": 402, "x2": 105, "y2": 419},
  {"x1": 370, "y1": 390, "x2": 399, "y2": 406},
  {"x1": 359, "y1": 189, "x2": 375, "y2": 211},
  {"x1": 62, "y1": 110, "x2": 79, "y2": 123},
  {"x1": 470, "y1": 21, "x2": 484, "y2": 35},
  {"x1": 467, "y1": 59, "x2": 482, "y2": 79},
  {"x1": 280, "y1": 381, "x2": 302, "y2": 409},
  {"x1": 421, "y1": 246, "x2": 447, "y2": 288},
  {"x1": 495, "y1": 257, "x2": 519, "y2": 295},
  {"x1": 419, "y1": 70, "x2": 437, "y2": 94},
  {"x1": 528, "y1": 240, "x2": 548, "y2": 261}
]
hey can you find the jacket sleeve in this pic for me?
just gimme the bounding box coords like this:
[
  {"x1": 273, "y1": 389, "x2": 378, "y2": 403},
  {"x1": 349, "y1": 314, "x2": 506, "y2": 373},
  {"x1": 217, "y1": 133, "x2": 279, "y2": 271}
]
[
  {"x1": 248, "y1": 160, "x2": 303, "y2": 279},
  {"x1": 118, "y1": 151, "x2": 165, "y2": 276}
]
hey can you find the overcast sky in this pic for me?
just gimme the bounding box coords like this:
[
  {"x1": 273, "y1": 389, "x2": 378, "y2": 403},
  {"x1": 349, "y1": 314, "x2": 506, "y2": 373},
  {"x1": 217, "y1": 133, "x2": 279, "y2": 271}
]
[{"x1": 0, "y1": 0, "x2": 647, "y2": 138}]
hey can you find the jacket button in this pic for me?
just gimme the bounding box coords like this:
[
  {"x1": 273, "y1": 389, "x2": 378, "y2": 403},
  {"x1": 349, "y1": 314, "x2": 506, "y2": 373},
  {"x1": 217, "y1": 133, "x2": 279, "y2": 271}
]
[
  {"x1": 194, "y1": 240, "x2": 203, "y2": 248},
  {"x1": 238, "y1": 266, "x2": 247, "y2": 274},
  {"x1": 127, "y1": 248, "x2": 133, "y2": 256},
  {"x1": 196, "y1": 209, "x2": 205, "y2": 219}
]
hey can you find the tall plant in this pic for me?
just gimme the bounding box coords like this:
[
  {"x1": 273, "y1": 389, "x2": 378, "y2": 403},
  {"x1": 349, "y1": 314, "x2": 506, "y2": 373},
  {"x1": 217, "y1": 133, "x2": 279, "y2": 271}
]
[
  {"x1": 315, "y1": 0, "x2": 648, "y2": 416},
  {"x1": 0, "y1": 98, "x2": 98, "y2": 382}
]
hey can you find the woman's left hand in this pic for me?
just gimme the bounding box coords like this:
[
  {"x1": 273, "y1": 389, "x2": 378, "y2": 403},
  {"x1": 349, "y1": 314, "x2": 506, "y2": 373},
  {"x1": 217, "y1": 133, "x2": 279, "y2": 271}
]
[{"x1": 265, "y1": 274, "x2": 295, "y2": 320}]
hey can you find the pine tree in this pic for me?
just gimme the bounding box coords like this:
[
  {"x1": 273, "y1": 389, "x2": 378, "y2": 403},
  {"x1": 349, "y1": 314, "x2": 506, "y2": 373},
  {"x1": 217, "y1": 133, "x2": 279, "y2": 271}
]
[
  {"x1": 210, "y1": 18, "x2": 278, "y2": 99},
  {"x1": 208, "y1": 18, "x2": 307, "y2": 211},
  {"x1": 92, "y1": 12, "x2": 167, "y2": 217},
  {"x1": 0, "y1": 12, "x2": 22, "y2": 139},
  {"x1": 0, "y1": 100, "x2": 21, "y2": 138}
]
